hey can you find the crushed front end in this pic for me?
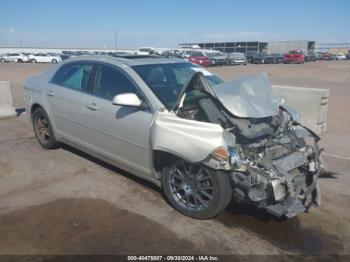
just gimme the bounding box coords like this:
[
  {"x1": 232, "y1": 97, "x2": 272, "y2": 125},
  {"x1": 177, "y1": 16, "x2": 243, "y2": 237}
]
[
  {"x1": 226, "y1": 109, "x2": 321, "y2": 217},
  {"x1": 174, "y1": 73, "x2": 322, "y2": 218}
]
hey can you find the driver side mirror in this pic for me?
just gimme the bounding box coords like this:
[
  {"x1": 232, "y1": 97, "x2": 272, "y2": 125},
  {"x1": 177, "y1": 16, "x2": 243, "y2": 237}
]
[{"x1": 112, "y1": 93, "x2": 143, "y2": 107}]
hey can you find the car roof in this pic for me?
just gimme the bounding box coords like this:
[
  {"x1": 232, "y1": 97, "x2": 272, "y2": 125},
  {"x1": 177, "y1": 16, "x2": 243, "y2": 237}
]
[{"x1": 64, "y1": 55, "x2": 189, "y2": 66}]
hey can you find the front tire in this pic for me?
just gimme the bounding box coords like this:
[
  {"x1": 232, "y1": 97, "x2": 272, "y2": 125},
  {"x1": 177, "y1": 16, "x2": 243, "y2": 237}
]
[
  {"x1": 32, "y1": 107, "x2": 60, "y2": 149},
  {"x1": 52, "y1": 59, "x2": 58, "y2": 64},
  {"x1": 31, "y1": 59, "x2": 37, "y2": 63},
  {"x1": 162, "y1": 160, "x2": 232, "y2": 219}
]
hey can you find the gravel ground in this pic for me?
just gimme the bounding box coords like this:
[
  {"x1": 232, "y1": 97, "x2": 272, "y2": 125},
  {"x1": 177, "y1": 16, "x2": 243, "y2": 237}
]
[{"x1": 0, "y1": 60, "x2": 349, "y2": 255}]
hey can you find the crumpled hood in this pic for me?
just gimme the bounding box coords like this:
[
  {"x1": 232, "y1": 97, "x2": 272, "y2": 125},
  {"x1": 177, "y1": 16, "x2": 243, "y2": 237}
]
[{"x1": 212, "y1": 74, "x2": 282, "y2": 118}]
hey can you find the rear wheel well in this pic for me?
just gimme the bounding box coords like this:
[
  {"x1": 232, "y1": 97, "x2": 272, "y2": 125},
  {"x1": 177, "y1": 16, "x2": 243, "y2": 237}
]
[{"x1": 153, "y1": 150, "x2": 181, "y2": 178}]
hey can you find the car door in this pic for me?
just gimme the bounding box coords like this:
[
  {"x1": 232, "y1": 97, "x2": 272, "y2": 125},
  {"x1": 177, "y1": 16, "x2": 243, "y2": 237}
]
[
  {"x1": 46, "y1": 61, "x2": 96, "y2": 147},
  {"x1": 8, "y1": 54, "x2": 16, "y2": 62},
  {"x1": 82, "y1": 63, "x2": 154, "y2": 177},
  {"x1": 37, "y1": 54, "x2": 45, "y2": 63},
  {"x1": 41, "y1": 54, "x2": 51, "y2": 63},
  {"x1": 32, "y1": 54, "x2": 40, "y2": 62}
]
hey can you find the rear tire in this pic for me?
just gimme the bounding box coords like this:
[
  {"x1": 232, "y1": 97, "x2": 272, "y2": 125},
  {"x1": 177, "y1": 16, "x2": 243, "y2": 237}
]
[
  {"x1": 31, "y1": 59, "x2": 37, "y2": 63},
  {"x1": 17, "y1": 59, "x2": 23, "y2": 63},
  {"x1": 52, "y1": 59, "x2": 58, "y2": 64},
  {"x1": 32, "y1": 107, "x2": 60, "y2": 149},
  {"x1": 0, "y1": 58, "x2": 5, "y2": 63},
  {"x1": 162, "y1": 160, "x2": 232, "y2": 219}
]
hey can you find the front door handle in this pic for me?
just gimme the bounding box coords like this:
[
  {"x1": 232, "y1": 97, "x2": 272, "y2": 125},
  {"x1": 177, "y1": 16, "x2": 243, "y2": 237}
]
[
  {"x1": 47, "y1": 90, "x2": 55, "y2": 97},
  {"x1": 86, "y1": 103, "x2": 99, "y2": 111}
]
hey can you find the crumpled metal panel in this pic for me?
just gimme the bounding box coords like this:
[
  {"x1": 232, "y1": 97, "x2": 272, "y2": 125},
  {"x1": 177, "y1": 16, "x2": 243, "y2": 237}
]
[
  {"x1": 212, "y1": 73, "x2": 282, "y2": 118},
  {"x1": 150, "y1": 111, "x2": 226, "y2": 163}
]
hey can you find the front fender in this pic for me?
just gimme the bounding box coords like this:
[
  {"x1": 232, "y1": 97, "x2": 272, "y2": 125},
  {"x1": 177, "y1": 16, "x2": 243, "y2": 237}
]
[{"x1": 150, "y1": 111, "x2": 226, "y2": 163}]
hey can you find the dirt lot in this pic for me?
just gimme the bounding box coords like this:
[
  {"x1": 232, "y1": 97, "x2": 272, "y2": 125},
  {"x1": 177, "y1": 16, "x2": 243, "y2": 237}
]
[{"x1": 0, "y1": 61, "x2": 349, "y2": 255}]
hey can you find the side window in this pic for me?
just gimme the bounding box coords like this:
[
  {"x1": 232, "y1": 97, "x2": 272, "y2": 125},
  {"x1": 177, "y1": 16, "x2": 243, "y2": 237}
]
[
  {"x1": 52, "y1": 63, "x2": 94, "y2": 91},
  {"x1": 92, "y1": 65, "x2": 139, "y2": 100}
]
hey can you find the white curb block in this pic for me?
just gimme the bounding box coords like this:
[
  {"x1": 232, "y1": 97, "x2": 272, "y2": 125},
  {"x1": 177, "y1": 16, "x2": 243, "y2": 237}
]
[{"x1": 0, "y1": 81, "x2": 17, "y2": 119}]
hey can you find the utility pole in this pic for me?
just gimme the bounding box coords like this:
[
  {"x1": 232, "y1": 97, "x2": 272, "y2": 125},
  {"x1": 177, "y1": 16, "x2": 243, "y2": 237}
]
[{"x1": 115, "y1": 31, "x2": 119, "y2": 51}]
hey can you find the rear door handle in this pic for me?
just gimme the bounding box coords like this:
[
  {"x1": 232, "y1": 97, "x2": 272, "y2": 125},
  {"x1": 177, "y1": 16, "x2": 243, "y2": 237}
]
[
  {"x1": 86, "y1": 103, "x2": 99, "y2": 111},
  {"x1": 47, "y1": 90, "x2": 55, "y2": 97}
]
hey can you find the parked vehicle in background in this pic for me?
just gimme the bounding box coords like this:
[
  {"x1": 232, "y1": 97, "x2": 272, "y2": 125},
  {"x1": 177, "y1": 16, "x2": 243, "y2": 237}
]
[
  {"x1": 262, "y1": 53, "x2": 284, "y2": 64},
  {"x1": 23, "y1": 55, "x2": 322, "y2": 219},
  {"x1": 109, "y1": 51, "x2": 135, "y2": 57},
  {"x1": 315, "y1": 52, "x2": 323, "y2": 60},
  {"x1": 245, "y1": 51, "x2": 260, "y2": 63},
  {"x1": 58, "y1": 53, "x2": 71, "y2": 60},
  {"x1": 62, "y1": 51, "x2": 75, "y2": 56},
  {"x1": 250, "y1": 53, "x2": 265, "y2": 64},
  {"x1": 93, "y1": 51, "x2": 108, "y2": 56},
  {"x1": 0, "y1": 53, "x2": 29, "y2": 63},
  {"x1": 180, "y1": 49, "x2": 196, "y2": 59},
  {"x1": 188, "y1": 51, "x2": 210, "y2": 67},
  {"x1": 47, "y1": 53, "x2": 70, "y2": 60},
  {"x1": 335, "y1": 53, "x2": 346, "y2": 60},
  {"x1": 331, "y1": 54, "x2": 338, "y2": 60},
  {"x1": 136, "y1": 47, "x2": 155, "y2": 55},
  {"x1": 226, "y1": 52, "x2": 247, "y2": 65},
  {"x1": 28, "y1": 53, "x2": 62, "y2": 63},
  {"x1": 284, "y1": 50, "x2": 305, "y2": 64},
  {"x1": 272, "y1": 53, "x2": 285, "y2": 63},
  {"x1": 162, "y1": 49, "x2": 182, "y2": 58},
  {"x1": 206, "y1": 51, "x2": 227, "y2": 66},
  {"x1": 305, "y1": 53, "x2": 317, "y2": 62},
  {"x1": 320, "y1": 52, "x2": 333, "y2": 60}
]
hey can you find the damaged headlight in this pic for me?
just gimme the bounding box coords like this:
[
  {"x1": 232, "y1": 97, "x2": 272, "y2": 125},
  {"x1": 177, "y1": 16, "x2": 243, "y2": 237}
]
[
  {"x1": 212, "y1": 146, "x2": 230, "y2": 161},
  {"x1": 229, "y1": 148, "x2": 241, "y2": 168},
  {"x1": 210, "y1": 146, "x2": 241, "y2": 168}
]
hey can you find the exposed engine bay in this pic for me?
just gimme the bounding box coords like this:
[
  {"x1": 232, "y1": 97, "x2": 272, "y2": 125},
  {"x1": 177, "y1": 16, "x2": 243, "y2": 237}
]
[{"x1": 174, "y1": 73, "x2": 322, "y2": 217}]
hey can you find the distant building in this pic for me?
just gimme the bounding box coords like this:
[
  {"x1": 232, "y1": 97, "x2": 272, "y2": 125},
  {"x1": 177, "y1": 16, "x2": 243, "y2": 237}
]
[
  {"x1": 179, "y1": 41, "x2": 268, "y2": 53},
  {"x1": 267, "y1": 40, "x2": 315, "y2": 54},
  {"x1": 315, "y1": 42, "x2": 350, "y2": 53}
]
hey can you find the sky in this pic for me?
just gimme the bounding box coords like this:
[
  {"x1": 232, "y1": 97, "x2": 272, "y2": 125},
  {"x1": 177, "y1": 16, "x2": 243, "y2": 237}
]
[{"x1": 0, "y1": 0, "x2": 349, "y2": 48}]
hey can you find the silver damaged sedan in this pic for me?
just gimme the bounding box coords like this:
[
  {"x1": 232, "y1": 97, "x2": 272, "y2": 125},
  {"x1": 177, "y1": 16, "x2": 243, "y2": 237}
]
[{"x1": 24, "y1": 56, "x2": 322, "y2": 219}]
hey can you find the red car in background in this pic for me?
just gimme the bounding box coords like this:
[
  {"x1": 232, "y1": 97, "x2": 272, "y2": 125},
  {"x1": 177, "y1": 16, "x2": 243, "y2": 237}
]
[
  {"x1": 189, "y1": 51, "x2": 210, "y2": 67},
  {"x1": 321, "y1": 52, "x2": 333, "y2": 60},
  {"x1": 284, "y1": 50, "x2": 305, "y2": 64}
]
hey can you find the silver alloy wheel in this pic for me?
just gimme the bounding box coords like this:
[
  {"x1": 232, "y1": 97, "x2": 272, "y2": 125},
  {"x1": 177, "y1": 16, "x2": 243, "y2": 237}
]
[
  {"x1": 168, "y1": 161, "x2": 214, "y2": 211},
  {"x1": 35, "y1": 115, "x2": 50, "y2": 143}
]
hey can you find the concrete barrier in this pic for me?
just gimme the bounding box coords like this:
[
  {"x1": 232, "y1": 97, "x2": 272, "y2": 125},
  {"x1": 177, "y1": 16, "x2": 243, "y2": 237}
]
[
  {"x1": 272, "y1": 85, "x2": 330, "y2": 135},
  {"x1": 0, "y1": 81, "x2": 17, "y2": 119}
]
